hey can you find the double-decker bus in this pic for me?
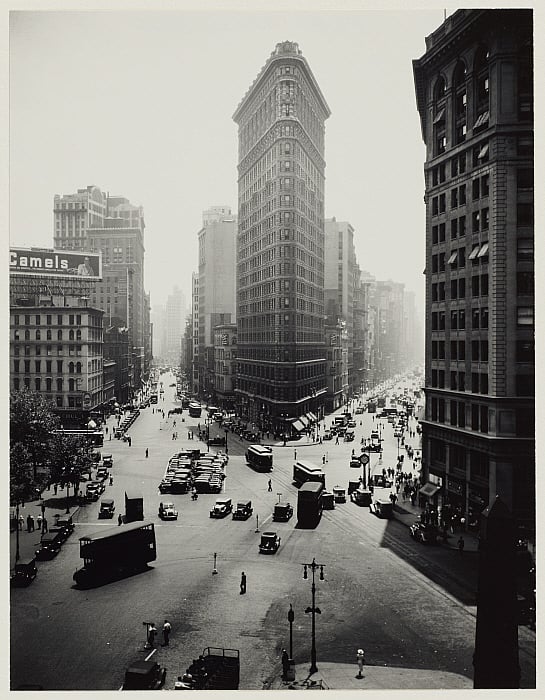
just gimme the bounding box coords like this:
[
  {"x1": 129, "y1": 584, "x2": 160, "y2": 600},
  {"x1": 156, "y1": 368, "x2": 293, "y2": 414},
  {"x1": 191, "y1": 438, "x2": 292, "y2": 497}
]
[
  {"x1": 188, "y1": 402, "x2": 202, "y2": 418},
  {"x1": 245, "y1": 444, "x2": 273, "y2": 472},
  {"x1": 52, "y1": 429, "x2": 104, "y2": 447},
  {"x1": 292, "y1": 460, "x2": 326, "y2": 487},
  {"x1": 297, "y1": 481, "x2": 324, "y2": 527}
]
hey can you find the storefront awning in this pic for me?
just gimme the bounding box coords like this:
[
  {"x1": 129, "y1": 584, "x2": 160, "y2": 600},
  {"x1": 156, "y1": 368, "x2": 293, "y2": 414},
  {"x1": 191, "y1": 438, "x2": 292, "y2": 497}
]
[
  {"x1": 307, "y1": 412, "x2": 317, "y2": 423},
  {"x1": 292, "y1": 419, "x2": 305, "y2": 432},
  {"x1": 419, "y1": 482, "x2": 441, "y2": 498},
  {"x1": 299, "y1": 415, "x2": 310, "y2": 427}
]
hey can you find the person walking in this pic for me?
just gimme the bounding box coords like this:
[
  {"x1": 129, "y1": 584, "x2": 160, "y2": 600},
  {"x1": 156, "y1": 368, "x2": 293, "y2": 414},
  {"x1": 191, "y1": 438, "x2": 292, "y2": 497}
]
[
  {"x1": 147, "y1": 623, "x2": 158, "y2": 648},
  {"x1": 294, "y1": 449, "x2": 297, "y2": 460},
  {"x1": 356, "y1": 648, "x2": 365, "y2": 678},
  {"x1": 118, "y1": 513, "x2": 123, "y2": 526},
  {"x1": 267, "y1": 479, "x2": 273, "y2": 492},
  {"x1": 109, "y1": 475, "x2": 114, "y2": 486},
  {"x1": 457, "y1": 536, "x2": 465, "y2": 555},
  {"x1": 281, "y1": 649, "x2": 290, "y2": 679},
  {"x1": 42, "y1": 517, "x2": 48, "y2": 533},
  {"x1": 37, "y1": 513, "x2": 43, "y2": 531},
  {"x1": 240, "y1": 571, "x2": 247, "y2": 594},
  {"x1": 162, "y1": 619, "x2": 172, "y2": 646},
  {"x1": 322, "y1": 454, "x2": 326, "y2": 465},
  {"x1": 26, "y1": 514, "x2": 33, "y2": 532},
  {"x1": 145, "y1": 448, "x2": 149, "y2": 458},
  {"x1": 128, "y1": 436, "x2": 132, "y2": 447}
]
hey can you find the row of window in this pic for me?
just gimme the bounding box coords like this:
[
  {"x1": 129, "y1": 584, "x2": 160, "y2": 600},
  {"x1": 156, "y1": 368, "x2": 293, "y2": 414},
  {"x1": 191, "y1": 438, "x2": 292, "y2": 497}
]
[
  {"x1": 13, "y1": 329, "x2": 83, "y2": 341},
  {"x1": 13, "y1": 360, "x2": 83, "y2": 374},
  {"x1": 12, "y1": 377, "x2": 82, "y2": 392},
  {"x1": 12, "y1": 313, "x2": 87, "y2": 326}
]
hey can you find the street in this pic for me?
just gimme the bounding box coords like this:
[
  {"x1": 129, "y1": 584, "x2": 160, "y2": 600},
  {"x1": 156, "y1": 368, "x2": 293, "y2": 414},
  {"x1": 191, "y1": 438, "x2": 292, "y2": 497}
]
[{"x1": 10, "y1": 375, "x2": 536, "y2": 690}]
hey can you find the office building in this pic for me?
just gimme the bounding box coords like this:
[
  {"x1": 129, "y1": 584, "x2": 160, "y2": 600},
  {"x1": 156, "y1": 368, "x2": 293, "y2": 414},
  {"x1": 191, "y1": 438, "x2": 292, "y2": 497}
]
[
  {"x1": 233, "y1": 40, "x2": 330, "y2": 434},
  {"x1": 413, "y1": 8, "x2": 534, "y2": 537}
]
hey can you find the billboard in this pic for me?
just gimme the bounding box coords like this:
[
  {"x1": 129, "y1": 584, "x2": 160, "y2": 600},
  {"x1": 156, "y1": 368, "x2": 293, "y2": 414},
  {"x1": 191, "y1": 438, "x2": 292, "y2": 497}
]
[{"x1": 10, "y1": 247, "x2": 102, "y2": 280}]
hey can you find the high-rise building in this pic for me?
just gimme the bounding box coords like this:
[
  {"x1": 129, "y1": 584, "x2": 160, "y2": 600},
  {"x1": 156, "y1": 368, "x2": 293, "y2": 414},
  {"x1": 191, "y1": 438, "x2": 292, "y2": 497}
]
[
  {"x1": 195, "y1": 207, "x2": 237, "y2": 399},
  {"x1": 233, "y1": 40, "x2": 330, "y2": 434},
  {"x1": 413, "y1": 9, "x2": 534, "y2": 538},
  {"x1": 54, "y1": 186, "x2": 151, "y2": 389},
  {"x1": 165, "y1": 286, "x2": 187, "y2": 366}
]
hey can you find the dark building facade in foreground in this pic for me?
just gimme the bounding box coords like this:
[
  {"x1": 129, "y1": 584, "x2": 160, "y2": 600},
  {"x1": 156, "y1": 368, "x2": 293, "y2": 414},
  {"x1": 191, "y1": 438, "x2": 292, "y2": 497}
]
[
  {"x1": 413, "y1": 9, "x2": 534, "y2": 538},
  {"x1": 233, "y1": 41, "x2": 330, "y2": 434}
]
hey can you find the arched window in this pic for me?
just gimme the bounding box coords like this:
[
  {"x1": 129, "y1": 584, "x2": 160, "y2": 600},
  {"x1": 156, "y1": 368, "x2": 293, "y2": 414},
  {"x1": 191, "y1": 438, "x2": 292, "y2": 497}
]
[
  {"x1": 69, "y1": 378, "x2": 75, "y2": 391},
  {"x1": 433, "y1": 75, "x2": 447, "y2": 156},
  {"x1": 474, "y1": 46, "x2": 490, "y2": 130},
  {"x1": 35, "y1": 377, "x2": 41, "y2": 391},
  {"x1": 46, "y1": 377, "x2": 52, "y2": 391},
  {"x1": 76, "y1": 329, "x2": 82, "y2": 340},
  {"x1": 56, "y1": 378, "x2": 63, "y2": 391},
  {"x1": 46, "y1": 329, "x2": 52, "y2": 340},
  {"x1": 76, "y1": 362, "x2": 82, "y2": 374},
  {"x1": 69, "y1": 329, "x2": 75, "y2": 340},
  {"x1": 453, "y1": 61, "x2": 467, "y2": 144},
  {"x1": 69, "y1": 362, "x2": 75, "y2": 374},
  {"x1": 57, "y1": 330, "x2": 63, "y2": 340},
  {"x1": 35, "y1": 330, "x2": 41, "y2": 340},
  {"x1": 24, "y1": 330, "x2": 30, "y2": 340}
]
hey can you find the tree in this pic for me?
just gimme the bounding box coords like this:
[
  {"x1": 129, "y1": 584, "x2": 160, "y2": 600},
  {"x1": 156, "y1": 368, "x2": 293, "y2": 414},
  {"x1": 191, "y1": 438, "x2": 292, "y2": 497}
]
[
  {"x1": 48, "y1": 433, "x2": 93, "y2": 495},
  {"x1": 10, "y1": 389, "x2": 59, "y2": 447},
  {"x1": 10, "y1": 443, "x2": 41, "y2": 507}
]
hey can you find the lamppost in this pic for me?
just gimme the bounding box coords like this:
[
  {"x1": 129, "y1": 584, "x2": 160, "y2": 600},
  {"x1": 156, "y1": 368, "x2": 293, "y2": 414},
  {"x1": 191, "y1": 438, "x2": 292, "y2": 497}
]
[
  {"x1": 224, "y1": 428, "x2": 228, "y2": 454},
  {"x1": 288, "y1": 604, "x2": 294, "y2": 660},
  {"x1": 15, "y1": 502, "x2": 21, "y2": 563},
  {"x1": 302, "y1": 557, "x2": 325, "y2": 674}
]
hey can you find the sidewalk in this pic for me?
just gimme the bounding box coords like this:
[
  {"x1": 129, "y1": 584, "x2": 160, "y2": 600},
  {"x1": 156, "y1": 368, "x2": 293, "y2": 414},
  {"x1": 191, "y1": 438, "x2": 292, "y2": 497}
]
[{"x1": 270, "y1": 661, "x2": 472, "y2": 690}]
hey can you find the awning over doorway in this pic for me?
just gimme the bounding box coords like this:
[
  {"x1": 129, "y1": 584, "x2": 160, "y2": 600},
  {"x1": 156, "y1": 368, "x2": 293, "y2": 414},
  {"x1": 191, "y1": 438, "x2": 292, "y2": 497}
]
[
  {"x1": 419, "y1": 482, "x2": 441, "y2": 498},
  {"x1": 299, "y1": 416, "x2": 310, "y2": 428},
  {"x1": 306, "y1": 412, "x2": 317, "y2": 423},
  {"x1": 292, "y1": 420, "x2": 305, "y2": 432}
]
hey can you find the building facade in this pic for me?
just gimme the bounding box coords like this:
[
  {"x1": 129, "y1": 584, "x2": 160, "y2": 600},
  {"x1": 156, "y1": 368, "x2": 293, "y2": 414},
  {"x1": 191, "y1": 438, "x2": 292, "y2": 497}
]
[
  {"x1": 233, "y1": 40, "x2": 330, "y2": 433},
  {"x1": 413, "y1": 8, "x2": 534, "y2": 537},
  {"x1": 213, "y1": 323, "x2": 238, "y2": 410}
]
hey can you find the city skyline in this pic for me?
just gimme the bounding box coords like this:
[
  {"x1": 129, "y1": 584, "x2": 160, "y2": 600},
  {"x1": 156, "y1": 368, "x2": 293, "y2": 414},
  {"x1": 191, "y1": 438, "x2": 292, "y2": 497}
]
[{"x1": 9, "y1": 5, "x2": 453, "y2": 310}]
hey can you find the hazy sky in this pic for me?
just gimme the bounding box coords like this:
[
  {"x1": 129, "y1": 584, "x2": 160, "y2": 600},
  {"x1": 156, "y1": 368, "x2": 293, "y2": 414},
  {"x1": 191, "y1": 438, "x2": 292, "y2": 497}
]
[{"x1": 7, "y1": 4, "x2": 486, "y2": 312}]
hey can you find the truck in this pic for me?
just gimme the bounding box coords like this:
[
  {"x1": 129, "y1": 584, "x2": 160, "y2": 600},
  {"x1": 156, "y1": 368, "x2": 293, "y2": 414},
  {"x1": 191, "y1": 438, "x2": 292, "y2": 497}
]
[
  {"x1": 297, "y1": 481, "x2": 324, "y2": 527},
  {"x1": 184, "y1": 648, "x2": 240, "y2": 690},
  {"x1": 125, "y1": 490, "x2": 144, "y2": 523},
  {"x1": 73, "y1": 521, "x2": 156, "y2": 587}
]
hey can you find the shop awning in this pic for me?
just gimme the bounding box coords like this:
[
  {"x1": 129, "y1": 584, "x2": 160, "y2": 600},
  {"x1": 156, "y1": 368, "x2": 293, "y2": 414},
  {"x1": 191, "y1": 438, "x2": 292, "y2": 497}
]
[
  {"x1": 299, "y1": 415, "x2": 310, "y2": 427},
  {"x1": 307, "y1": 412, "x2": 317, "y2": 423},
  {"x1": 419, "y1": 483, "x2": 441, "y2": 498},
  {"x1": 474, "y1": 110, "x2": 489, "y2": 129},
  {"x1": 292, "y1": 420, "x2": 305, "y2": 432}
]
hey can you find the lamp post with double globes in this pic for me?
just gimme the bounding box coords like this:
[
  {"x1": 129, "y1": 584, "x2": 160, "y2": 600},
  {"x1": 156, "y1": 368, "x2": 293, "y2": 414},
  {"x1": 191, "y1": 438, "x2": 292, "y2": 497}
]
[{"x1": 302, "y1": 558, "x2": 325, "y2": 674}]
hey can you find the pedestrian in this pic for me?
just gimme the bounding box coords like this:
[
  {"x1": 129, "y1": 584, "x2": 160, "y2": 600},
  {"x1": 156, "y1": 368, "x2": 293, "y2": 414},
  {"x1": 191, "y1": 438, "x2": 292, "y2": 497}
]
[
  {"x1": 105, "y1": 426, "x2": 108, "y2": 435},
  {"x1": 128, "y1": 436, "x2": 132, "y2": 447},
  {"x1": 173, "y1": 420, "x2": 176, "y2": 428},
  {"x1": 26, "y1": 514, "x2": 32, "y2": 532},
  {"x1": 162, "y1": 619, "x2": 172, "y2": 646},
  {"x1": 281, "y1": 649, "x2": 290, "y2": 678},
  {"x1": 54, "y1": 483, "x2": 58, "y2": 496},
  {"x1": 118, "y1": 513, "x2": 123, "y2": 526},
  {"x1": 267, "y1": 479, "x2": 272, "y2": 492},
  {"x1": 109, "y1": 475, "x2": 114, "y2": 486},
  {"x1": 457, "y1": 536, "x2": 465, "y2": 555},
  {"x1": 335, "y1": 436, "x2": 339, "y2": 445},
  {"x1": 145, "y1": 448, "x2": 149, "y2": 458},
  {"x1": 37, "y1": 513, "x2": 43, "y2": 530},
  {"x1": 294, "y1": 449, "x2": 297, "y2": 460},
  {"x1": 42, "y1": 517, "x2": 48, "y2": 533},
  {"x1": 147, "y1": 623, "x2": 158, "y2": 648},
  {"x1": 240, "y1": 571, "x2": 247, "y2": 594},
  {"x1": 356, "y1": 648, "x2": 365, "y2": 678},
  {"x1": 172, "y1": 432, "x2": 175, "y2": 440}
]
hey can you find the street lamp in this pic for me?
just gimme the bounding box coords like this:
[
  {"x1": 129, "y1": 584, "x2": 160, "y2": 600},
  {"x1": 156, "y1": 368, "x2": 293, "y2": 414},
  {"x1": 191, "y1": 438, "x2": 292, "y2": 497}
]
[
  {"x1": 224, "y1": 428, "x2": 228, "y2": 454},
  {"x1": 287, "y1": 604, "x2": 295, "y2": 660},
  {"x1": 302, "y1": 557, "x2": 325, "y2": 674}
]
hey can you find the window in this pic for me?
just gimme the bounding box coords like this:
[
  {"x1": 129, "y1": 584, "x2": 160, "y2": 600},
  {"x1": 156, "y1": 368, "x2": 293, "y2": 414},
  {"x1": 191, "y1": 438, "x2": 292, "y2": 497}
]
[
  {"x1": 46, "y1": 378, "x2": 52, "y2": 391},
  {"x1": 35, "y1": 360, "x2": 41, "y2": 373},
  {"x1": 480, "y1": 340, "x2": 488, "y2": 362},
  {"x1": 480, "y1": 274, "x2": 488, "y2": 296},
  {"x1": 439, "y1": 194, "x2": 446, "y2": 213},
  {"x1": 481, "y1": 174, "x2": 489, "y2": 197},
  {"x1": 481, "y1": 209, "x2": 489, "y2": 231},
  {"x1": 472, "y1": 276, "x2": 480, "y2": 297},
  {"x1": 517, "y1": 238, "x2": 533, "y2": 261},
  {"x1": 46, "y1": 329, "x2": 52, "y2": 340},
  {"x1": 439, "y1": 223, "x2": 445, "y2": 242},
  {"x1": 46, "y1": 315, "x2": 52, "y2": 326},
  {"x1": 517, "y1": 271, "x2": 534, "y2": 295},
  {"x1": 451, "y1": 219, "x2": 458, "y2": 240},
  {"x1": 451, "y1": 188, "x2": 459, "y2": 208},
  {"x1": 459, "y1": 308, "x2": 465, "y2": 329},
  {"x1": 472, "y1": 211, "x2": 480, "y2": 233},
  {"x1": 35, "y1": 378, "x2": 41, "y2": 391},
  {"x1": 481, "y1": 307, "x2": 488, "y2": 328},
  {"x1": 459, "y1": 216, "x2": 466, "y2": 237},
  {"x1": 469, "y1": 244, "x2": 480, "y2": 262},
  {"x1": 451, "y1": 310, "x2": 458, "y2": 329},
  {"x1": 448, "y1": 250, "x2": 458, "y2": 267},
  {"x1": 517, "y1": 203, "x2": 533, "y2": 227},
  {"x1": 472, "y1": 340, "x2": 479, "y2": 362},
  {"x1": 517, "y1": 307, "x2": 534, "y2": 326},
  {"x1": 472, "y1": 179, "x2": 480, "y2": 200},
  {"x1": 516, "y1": 340, "x2": 534, "y2": 362},
  {"x1": 516, "y1": 374, "x2": 534, "y2": 396},
  {"x1": 480, "y1": 374, "x2": 488, "y2": 394}
]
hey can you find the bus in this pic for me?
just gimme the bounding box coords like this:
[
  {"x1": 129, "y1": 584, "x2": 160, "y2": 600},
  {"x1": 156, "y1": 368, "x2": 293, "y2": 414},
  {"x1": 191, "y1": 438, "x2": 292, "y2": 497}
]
[
  {"x1": 188, "y1": 402, "x2": 202, "y2": 418},
  {"x1": 377, "y1": 397, "x2": 386, "y2": 408},
  {"x1": 52, "y1": 429, "x2": 104, "y2": 447},
  {"x1": 292, "y1": 460, "x2": 326, "y2": 487},
  {"x1": 150, "y1": 394, "x2": 158, "y2": 404},
  {"x1": 73, "y1": 521, "x2": 156, "y2": 586},
  {"x1": 297, "y1": 481, "x2": 324, "y2": 527},
  {"x1": 246, "y1": 445, "x2": 273, "y2": 472}
]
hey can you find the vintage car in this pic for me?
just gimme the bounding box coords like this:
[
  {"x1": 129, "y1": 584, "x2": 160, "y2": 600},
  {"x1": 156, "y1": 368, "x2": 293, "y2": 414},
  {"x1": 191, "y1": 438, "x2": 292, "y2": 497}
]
[
  {"x1": 347, "y1": 420, "x2": 357, "y2": 428},
  {"x1": 363, "y1": 443, "x2": 383, "y2": 453},
  {"x1": 350, "y1": 488, "x2": 372, "y2": 507},
  {"x1": 210, "y1": 498, "x2": 232, "y2": 518},
  {"x1": 96, "y1": 466, "x2": 109, "y2": 482},
  {"x1": 232, "y1": 500, "x2": 253, "y2": 520},
  {"x1": 259, "y1": 531, "x2": 281, "y2": 554},
  {"x1": 272, "y1": 502, "x2": 293, "y2": 522},
  {"x1": 49, "y1": 516, "x2": 75, "y2": 543},
  {"x1": 332, "y1": 486, "x2": 346, "y2": 503},
  {"x1": 409, "y1": 522, "x2": 439, "y2": 544},
  {"x1": 322, "y1": 492, "x2": 335, "y2": 510},
  {"x1": 208, "y1": 435, "x2": 226, "y2": 446},
  {"x1": 355, "y1": 407, "x2": 364, "y2": 414},
  {"x1": 86, "y1": 481, "x2": 104, "y2": 501},
  {"x1": 10, "y1": 558, "x2": 38, "y2": 587},
  {"x1": 102, "y1": 454, "x2": 113, "y2": 468},
  {"x1": 322, "y1": 430, "x2": 333, "y2": 441},
  {"x1": 35, "y1": 532, "x2": 63, "y2": 560},
  {"x1": 344, "y1": 430, "x2": 356, "y2": 442},
  {"x1": 369, "y1": 498, "x2": 394, "y2": 519},
  {"x1": 99, "y1": 498, "x2": 115, "y2": 519},
  {"x1": 159, "y1": 502, "x2": 178, "y2": 520},
  {"x1": 122, "y1": 659, "x2": 167, "y2": 690}
]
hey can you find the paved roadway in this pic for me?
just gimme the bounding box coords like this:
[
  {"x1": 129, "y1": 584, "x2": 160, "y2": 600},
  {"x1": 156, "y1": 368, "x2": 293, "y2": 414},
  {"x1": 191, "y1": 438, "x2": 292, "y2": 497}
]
[{"x1": 10, "y1": 375, "x2": 536, "y2": 689}]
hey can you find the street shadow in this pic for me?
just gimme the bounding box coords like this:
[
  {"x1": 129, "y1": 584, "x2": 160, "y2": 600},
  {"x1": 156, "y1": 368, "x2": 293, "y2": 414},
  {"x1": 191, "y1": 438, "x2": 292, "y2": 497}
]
[{"x1": 71, "y1": 564, "x2": 154, "y2": 590}]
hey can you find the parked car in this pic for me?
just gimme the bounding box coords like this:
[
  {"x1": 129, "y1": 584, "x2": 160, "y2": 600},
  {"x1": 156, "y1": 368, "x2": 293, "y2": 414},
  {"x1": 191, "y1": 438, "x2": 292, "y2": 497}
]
[
  {"x1": 96, "y1": 467, "x2": 109, "y2": 482},
  {"x1": 344, "y1": 430, "x2": 355, "y2": 442},
  {"x1": 11, "y1": 558, "x2": 38, "y2": 587},
  {"x1": 347, "y1": 420, "x2": 357, "y2": 428},
  {"x1": 210, "y1": 498, "x2": 232, "y2": 518},
  {"x1": 272, "y1": 502, "x2": 293, "y2": 522},
  {"x1": 232, "y1": 500, "x2": 253, "y2": 520},
  {"x1": 409, "y1": 522, "x2": 439, "y2": 544},
  {"x1": 350, "y1": 488, "x2": 372, "y2": 507},
  {"x1": 323, "y1": 430, "x2": 333, "y2": 441},
  {"x1": 122, "y1": 660, "x2": 167, "y2": 690},
  {"x1": 158, "y1": 502, "x2": 178, "y2": 520},
  {"x1": 333, "y1": 486, "x2": 346, "y2": 503},
  {"x1": 369, "y1": 498, "x2": 394, "y2": 518},
  {"x1": 102, "y1": 454, "x2": 113, "y2": 468},
  {"x1": 86, "y1": 481, "x2": 103, "y2": 501},
  {"x1": 259, "y1": 531, "x2": 281, "y2": 554},
  {"x1": 35, "y1": 532, "x2": 63, "y2": 560},
  {"x1": 99, "y1": 498, "x2": 115, "y2": 519},
  {"x1": 355, "y1": 407, "x2": 364, "y2": 414},
  {"x1": 208, "y1": 435, "x2": 226, "y2": 446},
  {"x1": 322, "y1": 492, "x2": 335, "y2": 510}
]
